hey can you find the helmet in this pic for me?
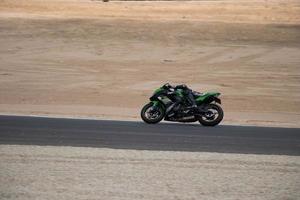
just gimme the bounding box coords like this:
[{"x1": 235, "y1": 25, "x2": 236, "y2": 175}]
[
  {"x1": 181, "y1": 84, "x2": 187, "y2": 89},
  {"x1": 175, "y1": 84, "x2": 188, "y2": 90},
  {"x1": 162, "y1": 83, "x2": 173, "y2": 90}
]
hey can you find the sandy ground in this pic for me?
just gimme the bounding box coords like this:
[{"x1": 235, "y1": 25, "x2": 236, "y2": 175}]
[
  {"x1": 0, "y1": 0, "x2": 300, "y2": 127},
  {"x1": 0, "y1": 145, "x2": 299, "y2": 200}
]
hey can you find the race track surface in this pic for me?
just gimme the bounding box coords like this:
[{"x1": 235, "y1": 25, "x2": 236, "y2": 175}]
[{"x1": 0, "y1": 115, "x2": 299, "y2": 155}]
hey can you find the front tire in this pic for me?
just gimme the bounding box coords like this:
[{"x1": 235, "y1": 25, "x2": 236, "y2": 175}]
[
  {"x1": 198, "y1": 103, "x2": 223, "y2": 126},
  {"x1": 141, "y1": 103, "x2": 165, "y2": 124}
]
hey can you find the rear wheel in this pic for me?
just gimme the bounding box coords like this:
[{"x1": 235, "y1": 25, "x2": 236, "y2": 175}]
[
  {"x1": 198, "y1": 103, "x2": 223, "y2": 126},
  {"x1": 141, "y1": 103, "x2": 165, "y2": 124}
]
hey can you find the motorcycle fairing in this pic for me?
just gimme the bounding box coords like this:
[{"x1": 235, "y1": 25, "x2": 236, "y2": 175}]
[{"x1": 196, "y1": 92, "x2": 221, "y2": 104}]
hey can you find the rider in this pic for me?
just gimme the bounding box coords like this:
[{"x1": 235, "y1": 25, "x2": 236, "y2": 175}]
[
  {"x1": 174, "y1": 84, "x2": 198, "y2": 109},
  {"x1": 162, "y1": 83, "x2": 198, "y2": 116}
]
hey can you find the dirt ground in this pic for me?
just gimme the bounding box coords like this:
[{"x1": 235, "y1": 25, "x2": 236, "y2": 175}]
[
  {"x1": 0, "y1": 0, "x2": 300, "y2": 127},
  {"x1": 0, "y1": 145, "x2": 299, "y2": 200}
]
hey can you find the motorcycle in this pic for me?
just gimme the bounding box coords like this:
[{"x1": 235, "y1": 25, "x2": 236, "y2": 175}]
[{"x1": 141, "y1": 84, "x2": 224, "y2": 126}]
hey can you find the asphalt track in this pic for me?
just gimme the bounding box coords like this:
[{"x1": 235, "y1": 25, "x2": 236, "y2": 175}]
[{"x1": 0, "y1": 115, "x2": 299, "y2": 155}]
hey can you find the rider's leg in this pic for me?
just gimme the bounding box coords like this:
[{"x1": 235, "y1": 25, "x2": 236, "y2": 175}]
[{"x1": 187, "y1": 91, "x2": 197, "y2": 107}]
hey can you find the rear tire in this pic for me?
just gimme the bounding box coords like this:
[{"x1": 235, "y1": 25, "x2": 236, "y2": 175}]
[
  {"x1": 141, "y1": 103, "x2": 165, "y2": 124},
  {"x1": 198, "y1": 103, "x2": 223, "y2": 126}
]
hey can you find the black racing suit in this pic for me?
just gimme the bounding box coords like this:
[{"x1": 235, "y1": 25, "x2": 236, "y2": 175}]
[
  {"x1": 165, "y1": 84, "x2": 197, "y2": 117},
  {"x1": 174, "y1": 84, "x2": 197, "y2": 108}
]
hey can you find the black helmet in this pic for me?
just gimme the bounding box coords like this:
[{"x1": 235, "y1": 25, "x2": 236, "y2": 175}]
[
  {"x1": 181, "y1": 84, "x2": 187, "y2": 89},
  {"x1": 175, "y1": 84, "x2": 188, "y2": 89},
  {"x1": 162, "y1": 83, "x2": 173, "y2": 89}
]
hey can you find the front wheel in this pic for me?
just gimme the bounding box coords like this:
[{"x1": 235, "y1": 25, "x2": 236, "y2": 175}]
[
  {"x1": 198, "y1": 103, "x2": 224, "y2": 126},
  {"x1": 141, "y1": 103, "x2": 165, "y2": 124}
]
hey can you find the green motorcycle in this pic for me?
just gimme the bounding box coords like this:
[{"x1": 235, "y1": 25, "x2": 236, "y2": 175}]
[{"x1": 141, "y1": 84, "x2": 224, "y2": 126}]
